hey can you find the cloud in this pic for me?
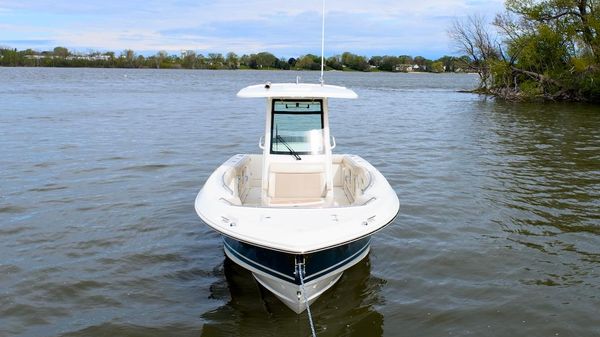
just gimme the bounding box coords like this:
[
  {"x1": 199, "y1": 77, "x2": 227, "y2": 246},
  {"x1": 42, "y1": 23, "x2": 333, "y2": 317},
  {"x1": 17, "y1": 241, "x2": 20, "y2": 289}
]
[
  {"x1": 0, "y1": 39, "x2": 54, "y2": 44},
  {"x1": 0, "y1": 0, "x2": 505, "y2": 57}
]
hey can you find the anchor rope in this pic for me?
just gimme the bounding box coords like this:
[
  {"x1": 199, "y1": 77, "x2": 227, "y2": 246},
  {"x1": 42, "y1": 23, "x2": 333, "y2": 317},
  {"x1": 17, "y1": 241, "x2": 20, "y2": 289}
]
[{"x1": 297, "y1": 261, "x2": 317, "y2": 337}]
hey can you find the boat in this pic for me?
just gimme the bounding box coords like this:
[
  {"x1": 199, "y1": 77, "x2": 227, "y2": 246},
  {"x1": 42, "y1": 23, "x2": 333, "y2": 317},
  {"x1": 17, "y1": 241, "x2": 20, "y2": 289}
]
[{"x1": 195, "y1": 81, "x2": 400, "y2": 313}]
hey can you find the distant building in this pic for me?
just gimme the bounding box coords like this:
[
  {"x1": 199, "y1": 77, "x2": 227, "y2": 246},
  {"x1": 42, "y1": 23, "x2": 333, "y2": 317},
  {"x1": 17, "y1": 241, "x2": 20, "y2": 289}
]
[
  {"x1": 25, "y1": 54, "x2": 110, "y2": 61},
  {"x1": 394, "y1": 64, "x2": 414, "y2": 72}
]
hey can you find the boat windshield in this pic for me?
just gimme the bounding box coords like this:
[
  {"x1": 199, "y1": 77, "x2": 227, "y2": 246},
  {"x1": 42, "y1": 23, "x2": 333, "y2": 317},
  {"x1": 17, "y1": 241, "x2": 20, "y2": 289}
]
[{"x1": 271, "y1": 100, "x2": 324, "y2": 155}]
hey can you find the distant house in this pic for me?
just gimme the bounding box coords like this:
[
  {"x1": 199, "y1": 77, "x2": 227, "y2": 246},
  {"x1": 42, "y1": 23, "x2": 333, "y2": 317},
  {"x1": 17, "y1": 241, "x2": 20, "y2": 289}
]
[
  {"x1": 26, "y1": 54, "x2": 111, "y2": 61},
  {"x1": 394, "y1": 64, "x2": 414, "y2": 72},
  {"x1": 92, "y1": 55, "x2": 110, "y2": 61},
  {"x1": 25, "y1": 55, "x2": 45, "y2": 60}
]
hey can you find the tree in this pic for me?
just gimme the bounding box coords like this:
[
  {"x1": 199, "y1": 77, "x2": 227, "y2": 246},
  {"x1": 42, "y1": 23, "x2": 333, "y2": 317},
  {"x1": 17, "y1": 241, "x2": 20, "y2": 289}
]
[
  {"x1": 255, "y1": 52, "x2": 277, "y2": 69},
  {"x1": 326, "y1": 55, "x2": 343, "y2": 70},
  {"x1": 398, "y1": 55, "x2": 413, "y2": 64},
  {"x1": 0, "y1": 48, "x2": 19, "y2": 66},
  {"x1": 207, "y1": 53, "x2": 225, "y2": 69},
  {"x1": 435, "y1": 56, "x2": 460, "y2": 72},
  {"x1": 156, "y1": 50, "x2": 168, "y2": 69},
  {"x1": 135, "y1": 55, "x2": 145, "y2": 68},
  {"x1": 450, "y1": 1, "x2": 600, "y2": 101},
  {"x1": 53, "y1": 46, "x2": 69, "y2": 58},
  {"x1": 504, "y1": 0, "x2": 600, "y2": 62},
  {"x1": 196, "y1": 54, "x2": 206, "y2": 69},
  {"x1": 295, "y1": 54, "x2": 319, "y2": 70},
  {"x1": 431, "y1": 61, "x2": 445, "y2": 73},
  {"x1": 369, "y1": 55, "x2": 383, "y2": 67},
  {"x1": 179, "y1": 50, "x2": 195, "y2": 69},
  {"x1": 379, "y1": 56, "x2": 400, "y2": 71},
  {"x1": 276, "y1": 57, "x2": 290, "y2": 70},
  {"x1": 122, "y1": 49, "x2": 135, "y2": 67},
  {"x1": 449, "y1": 15, "x2": 500, "y2": 89},
  {"x1": 497, "y1": 0, "x2": 600, "y2": 100},
  {"x1": 341, "y1": 52, "x2": 370, "y2": 71},
  {"x1": 225, "y1": 52, "x2": 239, "y2": 69}
]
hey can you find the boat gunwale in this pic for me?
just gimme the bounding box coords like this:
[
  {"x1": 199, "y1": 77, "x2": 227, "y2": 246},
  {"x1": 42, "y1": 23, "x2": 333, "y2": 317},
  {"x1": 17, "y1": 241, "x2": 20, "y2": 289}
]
[{"x1": 196, "y1": 203, "x2": 400, "y2": 255}]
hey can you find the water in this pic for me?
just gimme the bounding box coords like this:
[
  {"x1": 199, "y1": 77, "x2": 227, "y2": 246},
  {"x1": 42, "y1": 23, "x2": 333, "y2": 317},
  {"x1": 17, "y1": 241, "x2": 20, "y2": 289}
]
[{"x1": 1, "y1": 68, "x2": 599, "y2": 337}]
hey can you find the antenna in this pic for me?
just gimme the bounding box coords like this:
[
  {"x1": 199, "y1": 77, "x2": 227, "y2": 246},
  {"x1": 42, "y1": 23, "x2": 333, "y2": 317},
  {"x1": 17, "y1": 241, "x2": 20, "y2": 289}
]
[{"x1": 320, "y1": 0, "x2": 325, "y2": 85}]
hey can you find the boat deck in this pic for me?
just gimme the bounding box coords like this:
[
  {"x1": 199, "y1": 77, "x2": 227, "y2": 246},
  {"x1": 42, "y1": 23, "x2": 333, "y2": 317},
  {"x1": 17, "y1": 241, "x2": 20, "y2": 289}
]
[{"x1": 242, "y1": 187, "x2": 351, "y2": 207}]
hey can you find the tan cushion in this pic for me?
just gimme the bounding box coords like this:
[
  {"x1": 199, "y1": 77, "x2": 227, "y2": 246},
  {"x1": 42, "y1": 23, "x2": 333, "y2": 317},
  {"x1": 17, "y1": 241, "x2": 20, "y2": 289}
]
[
  {"x1": 268, "y1": 172, "x2": 325, "y2": 199},
  {"x1": 267, "y1": 163, "x2": 327, "y2": 204},
  {"x1": 269, "y1": 163, "x2": 324, "y2": 174}
]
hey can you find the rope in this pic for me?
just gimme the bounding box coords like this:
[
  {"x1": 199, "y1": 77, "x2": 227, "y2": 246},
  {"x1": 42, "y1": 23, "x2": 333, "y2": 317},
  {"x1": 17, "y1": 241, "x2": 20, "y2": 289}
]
[{"x1": 297, "y1": 261, "x2": 317, "y2": 337}]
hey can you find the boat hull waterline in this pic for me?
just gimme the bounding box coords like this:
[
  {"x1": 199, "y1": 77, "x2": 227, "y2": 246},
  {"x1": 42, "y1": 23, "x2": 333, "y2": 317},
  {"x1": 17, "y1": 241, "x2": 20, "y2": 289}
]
[{"x1": 223, "y1": 236, "x2": 371, "y2": 313}]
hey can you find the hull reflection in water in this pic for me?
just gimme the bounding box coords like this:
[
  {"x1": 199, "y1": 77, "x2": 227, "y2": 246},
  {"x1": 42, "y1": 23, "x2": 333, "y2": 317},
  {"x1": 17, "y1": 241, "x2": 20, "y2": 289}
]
[{"x1": 201, "y1": 256, "x2": 384, "y2": 337}]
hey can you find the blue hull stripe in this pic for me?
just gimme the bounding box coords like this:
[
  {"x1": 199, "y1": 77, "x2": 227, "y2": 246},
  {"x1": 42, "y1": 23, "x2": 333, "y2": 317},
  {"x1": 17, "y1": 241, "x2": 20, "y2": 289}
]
[
  {"x1": 224, "y1": 239, "x2": 295, "y2": 282},
  {"x1": 305, "y1": 240, "x2": 370, "y2": 282},
  {"x1": 223, "y1": 236, "x2": 371, "y2": 285}
]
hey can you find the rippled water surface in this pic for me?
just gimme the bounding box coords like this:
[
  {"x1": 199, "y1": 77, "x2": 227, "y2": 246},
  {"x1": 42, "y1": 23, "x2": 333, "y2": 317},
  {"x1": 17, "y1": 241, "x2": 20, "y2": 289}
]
[{"x1": 1, "y1": 68, "x2": 599, "y2": 337}]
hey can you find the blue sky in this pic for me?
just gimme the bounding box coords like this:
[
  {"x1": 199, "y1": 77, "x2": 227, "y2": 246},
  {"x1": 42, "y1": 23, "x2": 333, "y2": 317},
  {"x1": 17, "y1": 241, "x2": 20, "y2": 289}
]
[{"x1": 0, "y1": 0, "x2": 504, "y2": 58}]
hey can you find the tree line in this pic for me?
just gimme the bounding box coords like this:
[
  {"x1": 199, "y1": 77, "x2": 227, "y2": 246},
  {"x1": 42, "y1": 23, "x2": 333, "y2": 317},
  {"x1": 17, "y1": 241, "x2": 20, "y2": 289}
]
[
  {"x1": 450, "y1": 0, "x2": 600, "y2": 102},
  {"x1": 0, "y1": 47, "x2": 474, "y2": 73}
]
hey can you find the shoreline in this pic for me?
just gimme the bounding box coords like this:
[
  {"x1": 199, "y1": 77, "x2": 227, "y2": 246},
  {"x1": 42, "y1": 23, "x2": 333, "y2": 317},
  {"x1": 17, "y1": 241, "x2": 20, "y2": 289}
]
[{"x1": 0, "y1": 65, "x2": 477, "y2": 75}]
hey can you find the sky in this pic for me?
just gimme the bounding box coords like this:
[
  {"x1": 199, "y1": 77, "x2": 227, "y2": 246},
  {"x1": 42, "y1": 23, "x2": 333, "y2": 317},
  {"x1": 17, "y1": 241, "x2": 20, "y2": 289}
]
[{"x1": 0, "y1": 0, "x2": 505, "y2": 58}]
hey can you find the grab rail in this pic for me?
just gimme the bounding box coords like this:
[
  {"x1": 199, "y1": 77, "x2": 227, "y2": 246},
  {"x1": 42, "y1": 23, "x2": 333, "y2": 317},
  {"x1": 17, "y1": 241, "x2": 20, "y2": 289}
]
[{"x1": 361, "y1": 170, "x2": 374, "y2": 193}]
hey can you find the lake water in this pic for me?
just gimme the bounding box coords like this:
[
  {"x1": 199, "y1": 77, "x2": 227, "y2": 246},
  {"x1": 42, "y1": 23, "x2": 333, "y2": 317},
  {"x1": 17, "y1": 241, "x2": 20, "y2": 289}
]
[{"x1": 1, "y1": 68, "x2": 599, "y2": 337}]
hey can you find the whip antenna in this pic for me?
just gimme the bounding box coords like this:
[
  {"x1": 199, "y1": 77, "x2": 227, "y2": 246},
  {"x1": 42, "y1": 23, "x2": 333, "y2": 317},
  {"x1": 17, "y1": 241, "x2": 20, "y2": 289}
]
[{"x1": 320, "y1": 0, "x2": 325, "y2": 85}]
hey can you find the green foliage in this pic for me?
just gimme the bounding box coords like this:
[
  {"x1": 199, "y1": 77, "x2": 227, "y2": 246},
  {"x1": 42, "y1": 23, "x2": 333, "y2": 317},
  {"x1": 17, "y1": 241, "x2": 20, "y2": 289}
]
[
  {"x1": 512, "y1": 24, "x2": 570, "y2": 73},
  {"x1": 519, "y1": 80, "x2": 544, "y2": 97},
  {"x1": 449, "y1": 0, "x2": 600, "y2": 101},
  {"x1": 398, "y1": 55, "x2": 413, "y2": 64},
  {"x1": 53, "y1": 46, "x2": 69, "y2": 58},
  {"x1": 341, "y1": 52, "x2": 370, "y2": 71},
  {"x1": 326, "y1": 56, "x2": 343, "y2": 70},
  {"x1": 490, "y1": 58, "x2": 512, "y2": 87},
  {"x1": 431, "y1": 61, "x2": 444, "y2": 73},
  {"x1": 255, "y1": 52, "x2": 277, "y2": 69},
  {"x1": 369, "y1": 56, "x2": 383, "y2": 67},
  {"x1": 0, "y1": 46, "x2": 475, "y2": 75},
  {"x1": 225, "y1": 52, "x2": 239, "y2": 69},
  {"x1": 378, "y1": 56, "x2": 399, "y2": 72},
  {"x1": 295, "y1": 54, "x2": 320, "y2": 70},
  {"x1": 579, "y1": 72, "x2": 600, "y2": 100},
  {"x1": 181, "y1": 50, "x2": 197, "y2": 69},
  {"x1": 206, "y1": 53, "x2": 224, "y2": 69}
]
